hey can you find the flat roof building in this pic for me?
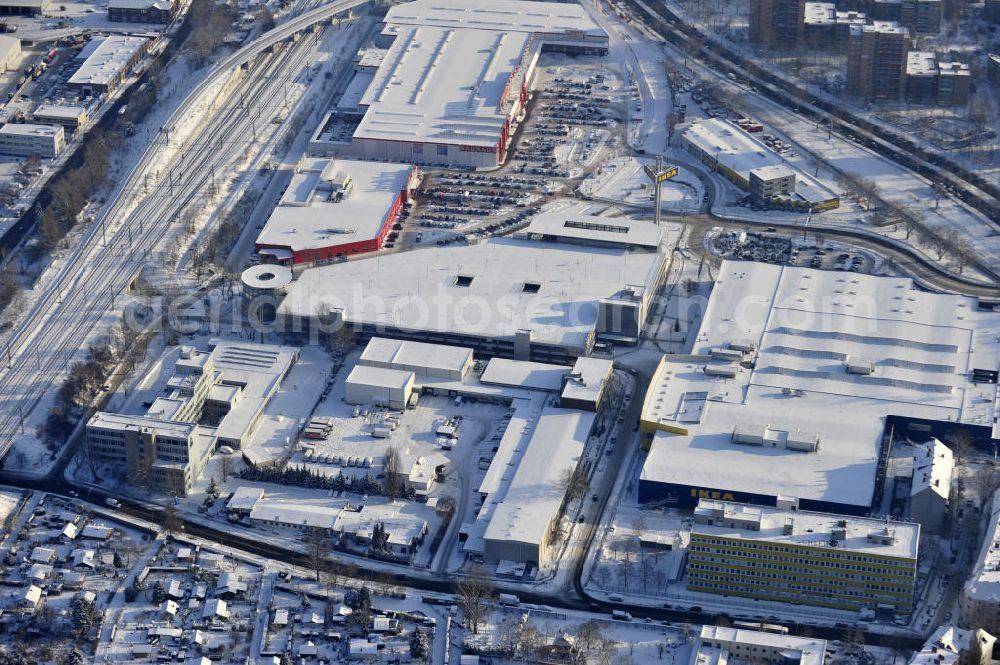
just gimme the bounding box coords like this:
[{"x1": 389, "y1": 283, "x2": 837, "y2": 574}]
[
  {"x1": 0, "y1": 0, "x2": 48, "y2": 15},
  {"x1": 0, "y1": 35, "x2": 20, "y2": 71},
  {"x1": 255, "y1": 158, "x2": 416, "y2": 265},
  {"x1": 88, "y1": 341, "x2": 298, "y2": 495},
  {"x1": 749, "y1": 0, "x2": 805, "y2": 49},
  {"x1": 691, "y1": 626, "x2": 826, "y2": 665},
  {"x1": 359, "y1": 337, "x2": 473, "y2": 381},
  {"x1": 639, "y1": 261, "x2": 1000, "y2": 515},
  {"x1": 523, "y1": 207, "x2": 662, "y2": 251},
  {"x1": 68, "y1": 35, "x2": 150, "y2": 96},
  {"x1": 909, "y1": 439, "x2": 952, "y2": 534},
  {"x1": 108, "y1": 0, "x2": 176, "y2": 23},
  {"x1": 32, "y1": 104, "x2": 88, "y2": 130},
  {"x1": 681, "y1": 119, "x2": 839, "y2": 211},
  {"x1": 277, "y1": 237, "x2": 666, "y2": 362},
  {"x1": 344, "y1": 365, "x2": 415, "y2": 410},
  {"x1": 478, "y1": 407, "x2": 594, "y2": 566},
  {"x1": 310, "y1": 0, "x2": 608, "y2": 169},
  {"x1": 560, "y1": 356, "x2": 613, "y2": 411},
  {"x1": 0, "y1": 123, "x2": 64, "y2": 158},
  {"x1": 689, "y1": 499, "x2": 919, "y2": 613}
]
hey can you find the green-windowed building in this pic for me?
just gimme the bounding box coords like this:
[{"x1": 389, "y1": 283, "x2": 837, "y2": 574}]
[{"x1": 687, "y1": 499, "x2": 919, "y2": 614}]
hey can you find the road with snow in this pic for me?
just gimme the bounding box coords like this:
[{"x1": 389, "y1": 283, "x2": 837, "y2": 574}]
[{"x1": 0, "y1": 0, "x2": 374, "y2": 463}]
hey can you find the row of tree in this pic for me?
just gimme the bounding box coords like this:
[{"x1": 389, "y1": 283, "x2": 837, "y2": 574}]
[{"x1": 240, "y1": 462, "x2": 384, "y2": 495}]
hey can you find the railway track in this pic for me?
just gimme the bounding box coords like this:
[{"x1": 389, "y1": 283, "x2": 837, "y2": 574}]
[{"x1": 622, "y1": 0, "x2": 1000, "y2": 252}]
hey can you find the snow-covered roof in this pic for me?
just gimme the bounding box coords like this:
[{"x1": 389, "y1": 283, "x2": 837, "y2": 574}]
[
  {"x1": 525, "y1": 207, "x2": 662, "y2": 250},
  {"x1": 227, "y1": 486, "x2": 265, "y2": 513},
  {"x1": 693, "y1": 499, "x2": 919, "y2": 559},
  {"x1": 0, "y1": 35, "x2": 17, "y2": 59},
  {"x1": 910, "y1": 439, "x2": 952, "y2": 500},
  {"x1": 68, "y1": 35, "x2": 148, "y2": 88},
  {"x1": 482, "y1": 407, "x2": 594, "y2": 549},
  {"x1": 803, "y1": 1, "x2": 835, "y2": 24},
  {"x1": 642, "y1": 261, "x2": 1000, "y2": 510},
  {"x1": 909, "y1": 625, "x2": 995, "y2": 665},
  {"x1": 255, "y1": 158, "x2": 413, "y2": 260},
  {"x1": 279, "y1": 237, "x2": 664, "y2": 353},
  {"x1": 560, "y1": 356, "x2": 613, "y2": 405},
  {"x1": 907, "y1": 50, "x2": 938, "y2": 76},
  {"x1": 359, "y1": 337, "x2": 473, "y2": 379},
  {"x1": 966, "y1": 492, "x2": 1000, "y2": 602},
  {"x1": 481, "y1": 358, "x2": 569, "y2": 391},
  {"x1": 0, "y1": 123, "x2": 61, "y2": 139},
  {"x1": 694, "y1": 626, "x2": 826, "y2": 665},
  {"x1": 681, "y1": 118, "x2": 837, "y2": 205},
  {"x1": 108, "y1": 0, "x2": 172, "y2": 9},
  {"x1": 346, "y1": 365, "x2": 415, "y2": 391},
  {"x1": 249, "y1": 500, "x2": 342, "y2": 530},
  {"x1": 351, "y1": 0, "x2": 606, "y2": 149},
  {"x1": 241, "y1": 264, "x2": 292, "y2": 290}
]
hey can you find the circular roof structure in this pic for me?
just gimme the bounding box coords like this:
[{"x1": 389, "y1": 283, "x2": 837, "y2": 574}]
[{"x1": 241, "y1": 264, "x2": 293, "y2": 290}]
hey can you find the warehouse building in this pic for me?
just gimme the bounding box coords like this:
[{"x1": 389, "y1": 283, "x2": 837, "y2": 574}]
[
  {"x1": 68, "y1": 35, "x2": 150, "y2": 97},
  {"x1": 474, "y1": 407, "x2": 594, "y2": 566},
  {"x1": 32, "y1": 104, "x2": 88, "y2": 130},
  {"x1": 639, "y1": 261, "x2": 1000, "y2": 515},
  {"x1": 691, "y1": 626, "x2": 827, "y2": 665},
  {"x1": 688, "y1": 499, "x2": 919, "y2": 613},
  {"x1": 277, "y1": 237, "x2": 666, "y2": 362},
  {"x1": 87, "y1": 341, "x2": 298, "y2": 495},
  {"x1": 344, "y1": 365, "x2": 415, "y2": 410},
  {"x1": 0, "y1": 35, "x2": 20, "y2": 71},
  {"x1": 108, "y1": 0, "x2": 176, "y2": 23},
  {"x1": 309, "y1": 0, "x2": 608, "y2": 169},
  {"x1": 680, "y1": 118, "x2": 839, "y2": 211},
  {"x1": 359, "y1": 337, "x2": 473, "y2": 381},
  {"x1": 0, "y1": 0, "x2": 47, "y2": 15},
  {"x1": 0, "y1": 123, "x2": 64, "y2": 158},
  {"x1": 254, "y1": 158, "x2": 417, "y2": 265}
]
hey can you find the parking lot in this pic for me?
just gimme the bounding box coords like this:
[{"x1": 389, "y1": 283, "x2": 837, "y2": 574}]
[{"x1": 710, "y1": 230, "x2": 874, "y2": 274}]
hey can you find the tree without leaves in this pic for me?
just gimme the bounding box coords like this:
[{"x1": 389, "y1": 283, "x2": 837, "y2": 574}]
[
  {"x1": 384, "y1": 445, "x2": 406, "y2": 500},
  {"x1": 303, "y1": 529, "x2": 329, "y2": 582},
  {"x1": 161, "y1": 505, "x2": 181, "y2": 538},
  {"x1": 560, "y1": 465, "x2": 589, "y2": 505},
  {"x1": 456, "y1": 565, "x2": 494, "y2": 634}
]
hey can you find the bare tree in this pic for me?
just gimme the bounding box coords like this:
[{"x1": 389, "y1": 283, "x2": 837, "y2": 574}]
[
  {"x1": 161, "y1": 505, "x2": 181, "y2": 538},
  {"x1": 456, "y1": 565, "x2": 494, "y2": 634},
  {"x1": 384, "y1": 445, "x2": 406, "y2": 500},
  {"x1": 560, "y1": 465, "x2": 589, "y2": 505},
  {"x1": 303, "y1": 529, "x2": 329, "y2": 582}
]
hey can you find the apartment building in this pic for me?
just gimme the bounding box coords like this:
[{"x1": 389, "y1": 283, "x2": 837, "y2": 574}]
[
  {"x1": 687, "y1": 499, "x2": 919, "y2": 614},
  {"x1": 750, "y1": 0, "x2": 806, "y2": 48},
  {"x1": 846, "y1": 21, "x2": 910, "y2": 100}
]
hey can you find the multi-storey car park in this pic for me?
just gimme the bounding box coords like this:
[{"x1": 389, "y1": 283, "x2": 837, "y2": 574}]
[
  {"x1": 638, "y1": 260, "x2": 1000, "y2": 516},
  {"x1": 308, "y1": 0, "x2": 608, "y2": 169},
  {"x1": 276, "y1": 234, "x2": 666, "y2": 362},
  {"x1": 688, "y1": 499, "x2": 919, "y2": 614}
]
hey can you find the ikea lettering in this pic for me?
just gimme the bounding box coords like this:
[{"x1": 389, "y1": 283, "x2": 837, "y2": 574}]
[{"x1": 690, "y1": 488, "x2": 736, "y2": 501}]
